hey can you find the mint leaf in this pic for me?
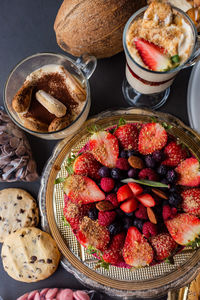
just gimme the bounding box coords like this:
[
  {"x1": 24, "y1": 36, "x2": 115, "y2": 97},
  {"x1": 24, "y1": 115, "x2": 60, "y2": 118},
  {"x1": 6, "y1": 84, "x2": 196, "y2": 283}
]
[
  {"x1": 165, "y1": 256, "x2": 175, "y2": 265},
  {"x1": 150, "y1": 117, "x2": 157, "y2": 123},
  {"x1": 62, "y1": 215, "x2": 70, "y2": 227},
  {"x1": 171, "y1": 55, "x2": 180, "y2": 64},
  {"x1": 121, "y1": 178, "x2": 169, "y2": 188},
  {"x1": 100, "y1": 261, "x2": 110, "y2": 270},
  {"x1": 55, "y1": 177, "x2": 65, "y2": 184},
  {"x1": 162, "y1": 122, "x2": 173, "y2": 130},
  {"x1": 118, "y1": 118, "x2": 126, "y2": 126},
  {"x1": 86, "y1": 245, "x2": 97, "y2": 255},
  {"x1": 187, "y1": 237, "x2": 200, "y2": 249},
  {"x1": 87, "y1": 124, "x2": 101, "y2": 134}
]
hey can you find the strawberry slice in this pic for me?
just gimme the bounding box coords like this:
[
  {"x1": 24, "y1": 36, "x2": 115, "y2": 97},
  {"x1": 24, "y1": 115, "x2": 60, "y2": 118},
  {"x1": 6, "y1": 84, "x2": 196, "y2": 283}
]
[
  {"x1": 162, "y1": 142, "x2": 187, "y2": 167},
  {"x1": 63, "y1": 174, "x2": 105, "y2": 204},
  {"x1": 120, "y1": 197, "x2": 138, "y2": 213},
  {"x1": 181, "y1": 188, "x2": 200, "y2": 217},
  {"x1": 117, "y1": 185, "x2": 133, "y2": 202},
  {"x1": 89, "y1": 130, "x2": 119, "y2": 168},
  {"x1": 114, "y1": 123, "x2": 138, "y2": 151},
  {"x1": 123, "y1": 227, "x2": 154, "y2": 267},
  {"x1": 137, "y1": 194, "x2": 156, "y2": 207},
  {"x1": 73, "y1": 152, "x2": 101, "y2": 180},
  {"x1": 165, "y1": 213, "x2": 200, "y2": 246},
  {"x1": 175, "y1": 158, "x2": 200, "y2": 187},
  {"x1": 134, "y1": 38, "x2": 172, "y2": 71},
  {"x1": 150, "y1": 233, "x2": 177, "y2": 261},
  {"x1": 128, "y1": 182, "x2": 143, "y2": 196},
  {"x1": 138, "y1": 123, "x2": 168, "y2": 155}
]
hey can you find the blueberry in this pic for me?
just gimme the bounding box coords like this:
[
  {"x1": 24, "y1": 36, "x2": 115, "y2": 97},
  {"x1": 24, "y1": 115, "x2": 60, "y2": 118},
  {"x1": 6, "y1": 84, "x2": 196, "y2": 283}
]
[
  {"x1": 153, "y1": 150, "x2": 164, "y2": 163},
  {"x1": 120, "y1": 150, "x2": 128, "y2": 158},
  {"x1": 108, "y1": 222, "x2": 123, "y2": 235},
  {"x1": 166, "y1": 169, "x2": 178, "y2": 183},
  {"x1": 98, "y1": 166, "x2": 110, "y2": 178},
  {"x1": 145, "y1": 155, "x2": 156, "y2": 168},
  {"x1": 157, "y1": 165, "x2": 168, "y2": 177},
  {"x1": 115, "y1": 208, "x2": 125, "y2": 217},
  {"x1": 133, "y1": 218, "x2": 143, "y2": 232},
  {"x1": 111, "y1": 168, "x2": 122, "y2": 180},
  {"x1": 125, "y1": 212, "x2": 134, "y2": 217},
  {"x1": 123, "y1": 217, "x2": 133, "y2": 230},
  {"x1": 128, "y1": 168, "x2": 138, "y2": 178},
  {"x1": 169, "y1": 193, "x2": 182, "y2": 207},
  {"x1": 88, "y1": 207, "x2": 98, "y2": 220},
  {"x1": 127, "y1": 150, "x2": 137, "y2": 157},
  {"x1": 169, "y1": 185, "x2": 178, "y2": 193}
]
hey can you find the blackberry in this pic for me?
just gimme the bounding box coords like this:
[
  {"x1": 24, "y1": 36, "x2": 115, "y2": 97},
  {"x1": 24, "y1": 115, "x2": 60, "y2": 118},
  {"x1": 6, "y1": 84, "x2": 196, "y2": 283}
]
[
  {"x1": 123, "y1": 217, "x2": 133, "y2": 230},
  {"x1": 108, "y1": 222, "x2": 123, "y2": 235},
  {"x1": 133, "y1": 218, "x2": 143, "y2": 232},
  {"x1": 169, "y1": 193, "x2": 182, "y2": 207},
  {"x1": 88, "y1": 207, "x2": 98, "y2": 220},
  {"x1": 157, "y1": 165, "x2": 167, "y2": 177},
  {"x1": 127, "y1": 150, "x2": 137, "y2": 157},
  {"x1": 111, "y1": 168, "x2": 122, "y2": 180},
  {"x1": 120, "y1": 150, "x2": 128, "y2": 158},
  {"x1": 166, "y1": 169, "x2": 178, "y2": 183},
  {"x1": 128, "y1": 168, "x2": 138, "y2": 178},
  {"x1": 145, "y1": 155, "x2": 156, "y2": 168},
  {"x1": 153, "y1": 150, "x2": 164, "y2": 163},
  {"x1": 169, "y1": 185, "x2": 178, "y2": 193},
  {"x1": 98, "y1": 166, "x2": 110, "y2": 178}
]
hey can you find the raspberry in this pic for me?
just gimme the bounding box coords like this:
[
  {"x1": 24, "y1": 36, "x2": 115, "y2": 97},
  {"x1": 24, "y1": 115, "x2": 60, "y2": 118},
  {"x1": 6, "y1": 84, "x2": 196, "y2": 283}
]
[
  {"x1": 139, "y1": 168, "x2": 158, "y2": 181},
  {"x1": 162, "y1": 205, "x2": 171, "y2": 221},
  {"x1": 98, "y1": 211, "x2": 116, "y2": 226},
  {"x1": 106, "y1": 193, "x2": 118, "y2": 208},
  {"x1": 102, "y1": 232, "x2": 126, "y2": 264},
  {"x1": 135, "y1": 203, "x2": 148, "y2": 219},
  {"x1": 150, "y1": 233, "x2": 177, "y2": 261},
  {"x1": 142, "y1": 222, "x2": 157, "y2": 238},
  {"x1": 116, "y1": 158, "x2": 129, "y2": 170},
  {"x1": 100, "y1": 177, "x2": 115, "y2": 192}
]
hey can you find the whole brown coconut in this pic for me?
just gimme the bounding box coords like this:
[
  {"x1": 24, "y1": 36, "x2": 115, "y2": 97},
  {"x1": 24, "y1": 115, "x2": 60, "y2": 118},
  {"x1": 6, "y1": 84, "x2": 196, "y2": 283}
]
[{"x1": 54, "y1": 0, "x2": 146, "y2": 59}]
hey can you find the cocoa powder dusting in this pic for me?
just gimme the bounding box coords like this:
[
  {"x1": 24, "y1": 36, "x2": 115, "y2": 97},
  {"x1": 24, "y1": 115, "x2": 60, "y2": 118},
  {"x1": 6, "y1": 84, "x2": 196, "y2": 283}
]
[{"x1": 25, "y1": 73, "x2": 78, "y2": 124}]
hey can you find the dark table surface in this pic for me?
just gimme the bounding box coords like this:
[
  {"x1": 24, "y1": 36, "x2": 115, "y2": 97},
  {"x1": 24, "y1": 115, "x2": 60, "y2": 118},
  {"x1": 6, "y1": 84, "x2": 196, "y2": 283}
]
[{"x1": 0, "y1": 1, "x2": 193, "y2": 299}]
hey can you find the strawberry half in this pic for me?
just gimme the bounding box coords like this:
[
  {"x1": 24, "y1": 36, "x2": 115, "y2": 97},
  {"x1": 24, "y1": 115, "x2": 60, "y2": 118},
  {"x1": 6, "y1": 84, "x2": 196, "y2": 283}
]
[
  {"x1": 150, "y1": 233, "x2": 177, "y2": 261},
  {"x1": 114, "y1": 123, "x2": 138, "y2": 151},
  {"x1": 63, "y1": 174, "x2": 105, "y2": 204},
  {"x1": 128, "y1": 182, "x2": 143, "y2": 196},
  {"x1": 162, "y1": 142, "x2": 187, "y2": 167},
  {"x1": 102, "y1": 232, "x2": 125, "y2": 265},
  {"x1": 175, "y1": 158, "x2": 200, "y2": 187},
  {"x1": 73, "y1": 152, "x2": 101, "y2": 180},
  {"x1": 134, "y1": 38, "x2": 172, "y2": 71},
  {"x1": 181, "y1": 188, "x2": 200, "y2": 217},
  {"x1": 137, "y1": 194, "x2": 156, "y2": 207},
  {"x1": 165, "y1": 213, "x2": 200, "y2": 246},
  {"x1": 89, "y1": 130, "x2": 119, "y2": 168},
  {"x1": 123, "y1": 227, "x2": 154, "y2": 267},
  {"x1": 117, "y1": 185, "x2": 133, "y2": 202},
  {"x1": 138, "y1": 123, "x2": 168, "y2": 155},
  {"x1": 120, "y1": 197, "x2": 138, "y2": 213}
]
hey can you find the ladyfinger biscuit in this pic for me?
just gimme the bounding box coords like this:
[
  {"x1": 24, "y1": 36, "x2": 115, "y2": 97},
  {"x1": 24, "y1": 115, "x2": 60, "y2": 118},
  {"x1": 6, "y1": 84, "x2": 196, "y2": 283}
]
[
  {"x1": 35, "y1": 90, "x2": 67, "y2": 117},
  {"x1": 62, "y1": 68, "x2": 86, "y2": 102},
  {"x1": 48, "y1": 115, "x2": 71, "y2": 132},
  {"x1": 21, "y1": 116, "x2": 48, "y2": 132},
  {"x1": 12, "y1": 84, "x2": 33, "y2": 113}
]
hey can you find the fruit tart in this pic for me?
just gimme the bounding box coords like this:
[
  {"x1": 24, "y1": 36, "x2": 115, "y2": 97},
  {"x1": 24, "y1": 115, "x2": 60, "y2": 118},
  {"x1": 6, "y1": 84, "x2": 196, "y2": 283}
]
[{"x1": 60, "y1": 119, "x2": 200, "y2": 269}]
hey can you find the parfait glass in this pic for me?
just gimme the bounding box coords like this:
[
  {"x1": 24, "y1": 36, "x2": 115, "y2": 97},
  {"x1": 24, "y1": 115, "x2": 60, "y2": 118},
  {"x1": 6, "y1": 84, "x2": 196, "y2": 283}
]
[{"x1": 122, "y1": 6, "x2": 200, "y2": 109}]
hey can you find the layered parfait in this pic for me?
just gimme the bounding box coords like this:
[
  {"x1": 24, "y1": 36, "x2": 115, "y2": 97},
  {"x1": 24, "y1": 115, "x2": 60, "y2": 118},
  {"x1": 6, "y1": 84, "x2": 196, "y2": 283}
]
[{"x1": 124, "y1": 1, "x2": 195, "y2": 94}]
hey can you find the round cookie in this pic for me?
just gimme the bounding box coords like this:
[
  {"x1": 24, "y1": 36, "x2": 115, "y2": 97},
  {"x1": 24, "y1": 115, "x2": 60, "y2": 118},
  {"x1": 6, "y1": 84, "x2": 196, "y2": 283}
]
[
  {"x1": 0, "y1": 188, "x2": 39, "y2": 242},
  {"x1": 1, "y1": 227, "x2": 61, "y2": 282}
]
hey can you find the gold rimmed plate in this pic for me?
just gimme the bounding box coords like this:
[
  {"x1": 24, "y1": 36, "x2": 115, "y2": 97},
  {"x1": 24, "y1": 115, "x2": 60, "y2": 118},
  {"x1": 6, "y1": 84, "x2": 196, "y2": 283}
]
[{"x1": 38, "y1": 108, "x2": 200, "y2": 298}]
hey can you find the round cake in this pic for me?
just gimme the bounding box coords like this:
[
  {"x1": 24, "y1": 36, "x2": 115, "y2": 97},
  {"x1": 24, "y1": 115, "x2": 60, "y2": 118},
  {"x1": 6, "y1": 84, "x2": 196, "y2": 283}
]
[{"x1": 61, "y1": 119, "x2": 200, "y2": 269}]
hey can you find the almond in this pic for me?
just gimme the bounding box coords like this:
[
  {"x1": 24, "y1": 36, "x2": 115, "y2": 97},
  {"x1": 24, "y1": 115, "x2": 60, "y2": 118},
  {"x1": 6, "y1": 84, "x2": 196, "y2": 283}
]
[
  {"x1": 151, "y1": 188, "x2": 168, "y2": 200},
  {"x1": 147, "y1": 207, "x2": 157, "y2": 224},
  {"x1": 96, "y1": 200, "x2": 114, "y2": 211},
  {"x1": 128, "y1": 156, "x2": 144, "y2": 169}
]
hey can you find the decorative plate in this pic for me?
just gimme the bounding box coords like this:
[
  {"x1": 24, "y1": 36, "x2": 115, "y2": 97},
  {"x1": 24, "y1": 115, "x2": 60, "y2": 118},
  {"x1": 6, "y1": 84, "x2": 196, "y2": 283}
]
[{"x1": 39, "y1": 108, "x2": 200, "y2": 299}]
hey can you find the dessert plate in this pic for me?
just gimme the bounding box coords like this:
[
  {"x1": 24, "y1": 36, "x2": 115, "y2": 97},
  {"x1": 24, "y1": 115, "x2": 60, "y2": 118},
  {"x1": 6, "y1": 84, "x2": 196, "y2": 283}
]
[
  {"x1": 187, "y1": 61, "x2": 200, "y2": 132},
  {"x1": 39, "y1": 108, "x2": 200, "y2": 299}
]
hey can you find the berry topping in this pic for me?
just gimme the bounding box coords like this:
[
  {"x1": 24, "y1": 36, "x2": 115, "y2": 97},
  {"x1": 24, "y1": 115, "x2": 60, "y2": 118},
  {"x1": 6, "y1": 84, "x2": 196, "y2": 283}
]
[
  {"x1": 63, "y1": 175, "x2": 105, "y2": 205},
  {"x1": 88, "y1": 207, "x2": 99, "y2": 220},
  {"x1": 145, "y1": 155, "x2": 156, "y2": 168},
  {"x1": 100, "y1": 177, "x2": 115, "y2": 192},
  {"x1": 142, "y1": 221, "x2": 157, "y2": 238},
  {"x1": 157, "y1": 165, "x2": 168, "y2": 177},
  {"x1": 138, "y1": 123, "x2": 167, "y2": 155},
  {"x1": 114, "y1": 123, "x2": 138, "y2": 151},
  {"x1": 175, "y1": 158, "x2": 200, "y2": 187},
  {"x1": 150, "y1": 233, "x2": 177, "y2": 261},
  {"x1": 128, "y1": 182, "x2": 143, "y2": 196},
  {"x1": 98, "y1": 166, "x2": 110, "y2": 178},
  {"x1": 128, "y1": 168, "x2": 138, "y2": 178},
  {"x1": 181, "y1": 188, "x2": 200, "y2": 217},
  {"x1": 106, "y1": 193, "x2": 118, "y2": 208},
  {"x1": 120, "y1": 197, "x2": 138, "y2": 213},
  {"x1": 73, "y1": 152, "x2": 101, "y2": 180},
  {"x1": 162, "y1": 142, "x2": 187, "y2": 167},
  {"x1": 123, "y1": 226, "x2": 154, "y2": 267},
  {"x1": 116, "y1": 158, "x2": 130, "y2": 170},
  {"x1": 98, "y1": 211, "x2": 116, "y2": 226},
  {"x1": 153, "y1": 150, "x2": 164, "y2": 163},
  {"x1": 166, "y1": 169, "x2": 178, "y2": 183},
  {"x1": 165, "y1": 213, "x2": 200, "y2": 246},
  {"x1": 89, "y1": 130, "x2": 119, "y2": 168},
  {"x1": 117, "y1": 185, "x2": 133, "y2": 202},
  {"x1": 139, "y1": 168, "x2": 158, "y2": 181},
  {"x1": 128, "y1": 156, "x2": 144, "y2": 169},
  {"x1": 134, "y1": 38, "x2": 172, "y2": 71},
  {"x1": 135, "y1": 203, "x2": 148, "y2": 220},
  {"x1": 111, "y1": 168, "x2": 122, "y2": 180}
]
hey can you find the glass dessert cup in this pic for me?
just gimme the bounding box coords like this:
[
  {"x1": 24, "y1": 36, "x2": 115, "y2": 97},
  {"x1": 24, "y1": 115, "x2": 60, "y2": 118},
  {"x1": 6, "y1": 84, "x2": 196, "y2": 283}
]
[
  {"x1": 4, "y1": 52, "x2": 97, "y2": 140},
  {"x1": 39, "y1": 108, "x2": 200, "y2": 299},
  {"x1": 122, "y1": 6, "x2": 200, "y2": 110}
]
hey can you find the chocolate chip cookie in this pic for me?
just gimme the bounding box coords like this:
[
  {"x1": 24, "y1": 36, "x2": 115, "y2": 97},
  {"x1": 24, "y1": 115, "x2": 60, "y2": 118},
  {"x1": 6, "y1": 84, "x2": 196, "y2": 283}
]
[
  {"x1": 1, "y1": 227, "x2": 60, "y2": 282},
  {"x1": 0, "y1": 188, "x2": 39, "y2": 242}
]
